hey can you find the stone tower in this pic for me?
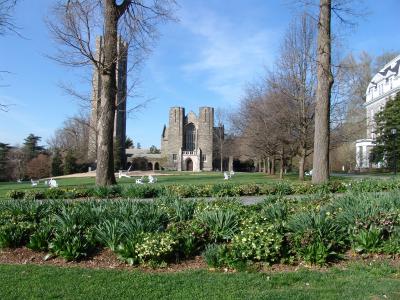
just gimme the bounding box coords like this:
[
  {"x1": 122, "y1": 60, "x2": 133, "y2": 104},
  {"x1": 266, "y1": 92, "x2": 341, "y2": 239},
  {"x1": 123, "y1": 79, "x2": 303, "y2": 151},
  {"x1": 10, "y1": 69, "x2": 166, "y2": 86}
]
[
  {"x1": 88, "y1": 36, "x2": 128, "y2": 168},
  {"x1": 198, "y1": 107, "x2": 214, "y2": 171},
  {"x1": 161, "y1": 106, "x2": 216, "y2": 171}
]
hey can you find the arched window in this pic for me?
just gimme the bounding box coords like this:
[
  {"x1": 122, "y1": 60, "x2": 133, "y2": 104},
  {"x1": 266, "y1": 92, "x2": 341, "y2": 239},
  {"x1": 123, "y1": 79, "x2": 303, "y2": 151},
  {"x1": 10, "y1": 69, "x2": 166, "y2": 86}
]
[{"x1": 184, "y1": 123, "x2": 196, "y2": 151}]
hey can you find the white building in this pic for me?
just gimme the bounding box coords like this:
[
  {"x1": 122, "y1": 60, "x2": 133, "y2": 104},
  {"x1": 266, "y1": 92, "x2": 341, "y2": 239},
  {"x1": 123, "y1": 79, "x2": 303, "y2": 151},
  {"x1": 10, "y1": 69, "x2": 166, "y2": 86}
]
[{"x1": 356, "y1": 55, "x2": 400, "y2": 169}]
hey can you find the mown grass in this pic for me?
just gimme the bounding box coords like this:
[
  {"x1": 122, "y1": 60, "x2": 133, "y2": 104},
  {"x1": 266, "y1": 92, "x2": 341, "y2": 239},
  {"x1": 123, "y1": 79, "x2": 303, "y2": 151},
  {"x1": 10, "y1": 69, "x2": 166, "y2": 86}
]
[
  {"x1": 0, "y1": 172, "x2": 307, "y2": 199},
  {"x1": 0, "y1": 262, "x2": 399, "y2": 299}
]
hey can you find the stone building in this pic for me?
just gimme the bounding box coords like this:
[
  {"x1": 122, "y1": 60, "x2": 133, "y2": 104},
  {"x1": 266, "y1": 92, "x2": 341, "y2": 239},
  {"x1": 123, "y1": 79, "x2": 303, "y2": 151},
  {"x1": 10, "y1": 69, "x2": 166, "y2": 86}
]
[
  {"x1": 88, "y1": 36, "x2": 128, "y2": 167},
  {"x1": 161, "y1": 107, "x2": 222, "y2": 171},
  {"x1": 356, "y1": 55, "x2": 400, "y2": 168}
]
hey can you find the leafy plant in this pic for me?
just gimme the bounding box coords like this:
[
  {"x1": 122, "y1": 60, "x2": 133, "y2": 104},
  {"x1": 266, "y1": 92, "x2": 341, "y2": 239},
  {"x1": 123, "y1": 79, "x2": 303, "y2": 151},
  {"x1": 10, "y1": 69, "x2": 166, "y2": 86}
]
[
  {"x1": 352, "y1": 227, "x2": 382, "y2": 254},
  {"x1": 198, "y1": 209, "x2": 239, "y2": 242},
  {"x1": 230, "y1": 223, "x2": 283, "y2": 263},
  {"x1": 202, "y1": 243, "x2": 229, "y2": 268}
]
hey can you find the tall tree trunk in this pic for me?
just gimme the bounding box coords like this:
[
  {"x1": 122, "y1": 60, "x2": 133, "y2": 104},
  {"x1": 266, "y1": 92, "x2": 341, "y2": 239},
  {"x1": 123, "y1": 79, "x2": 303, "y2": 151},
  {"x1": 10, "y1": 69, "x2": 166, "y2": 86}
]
[
  {"x1": 267, "y1": 156, "x2": 270, "y2": 175},
  {"x1": 220, "y1": 142, "x2": 223, "y2": 172},
  {"x1": 271, "y1": 157, "x2": 275, "y2": 175},
  {"x1": 299, "y1": 147, "x2": 306, "y2": 181},
  {"x1": 279, "y1": 148, "x2": 284, "y2": 179},
  {"x1": 96, "y1": 0, "x2": 118, "y2": 186},
  {"x1": 312, "y1": 0, "x2": 333, "y2": 184},
  {"x1": 263, "y1": 158, "x2": 267, "y2": 173}
]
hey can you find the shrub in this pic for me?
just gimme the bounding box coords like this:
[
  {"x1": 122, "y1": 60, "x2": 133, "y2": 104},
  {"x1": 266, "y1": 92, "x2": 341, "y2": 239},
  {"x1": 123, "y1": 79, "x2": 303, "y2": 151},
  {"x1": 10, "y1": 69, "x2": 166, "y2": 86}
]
[
  {"x1": 27, "y1": 224, "x2": 53, "y2": 251},
  {"x1": 202, "y1": 243, "x2": 229, "y2": 268},
  {"x1": 124, "y1": 184, "x2": 163, "y2": 198},
  {"x1": 48, "y1": 208, "x2": 97, "y2": 260},
  {"x1": 44, "y1": 188, "x2": 66, "y2": 199},
  {"x1": 198, "y1": 209, "x2": 239, "y2": 242},
  {"x1": 230, "y1": 223, "x2": 283, "y2": 263},
  {"x1": 6, "y1": 190, "x2": 25, "y2": 200},
  {"x1": 0, "y1": 222, "x2": 35, "y2": 248},
  {"x1": 352, "y1": 227, "x2": 382, "y2": 254},
  {"x1": 167, "y1": 220, "x2": 208, "y2": 259},
  {"x1": 117, "y1": 232, "x2": 176, "y2": 265},
  {"x1": 23, "y1": 190, "x2": 45, "y2": 200},
  {"x1": 287, "y1": 211, "x2": 345, "y2": 265},
  {"x1": 95, "y1": 219, "x2": 123, "y2": 251},
  {"x1": 92, "y1": 185, "x2": 122, "y2": 198},
  {"x1": 169, "y1": 199, "x2": 196, "y2": 222}
]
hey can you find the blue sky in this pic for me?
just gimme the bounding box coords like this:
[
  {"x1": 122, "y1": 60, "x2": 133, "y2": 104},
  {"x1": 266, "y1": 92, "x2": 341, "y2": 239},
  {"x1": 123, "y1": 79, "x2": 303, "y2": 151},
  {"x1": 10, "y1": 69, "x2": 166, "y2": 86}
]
[{"x1": 1, "y1": 0, "x2": 400, "y2": 148}]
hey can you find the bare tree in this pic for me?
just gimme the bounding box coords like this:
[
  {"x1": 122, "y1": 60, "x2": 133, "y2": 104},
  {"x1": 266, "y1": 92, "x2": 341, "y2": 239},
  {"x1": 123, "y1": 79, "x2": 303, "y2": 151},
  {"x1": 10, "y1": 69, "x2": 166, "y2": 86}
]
[
  {"x1": 0, "y1": 0, "x2": 18, "y2": 111},
  {"x1": 269, "y1": 13, "x2": 316, "y2": 180},
  {"x1": 48, "y1": 113, "x2": 91, "y2": 163},
  {"x1": 0, "y1": 0, "x2": 18, "y2": 36},
  {"x1": 47, "y1": 0, "x2": 176, "y2": 186}
]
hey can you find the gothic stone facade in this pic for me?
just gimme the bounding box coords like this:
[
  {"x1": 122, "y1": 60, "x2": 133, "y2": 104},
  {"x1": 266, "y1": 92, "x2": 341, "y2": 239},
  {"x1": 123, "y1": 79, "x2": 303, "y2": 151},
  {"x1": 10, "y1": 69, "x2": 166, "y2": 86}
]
[
  {"x1": 161, "y1": 107, "x2": 220, "y2": 171},
  {"x1": 88, "y1": 36, "x2": 128, "y2": 167}
]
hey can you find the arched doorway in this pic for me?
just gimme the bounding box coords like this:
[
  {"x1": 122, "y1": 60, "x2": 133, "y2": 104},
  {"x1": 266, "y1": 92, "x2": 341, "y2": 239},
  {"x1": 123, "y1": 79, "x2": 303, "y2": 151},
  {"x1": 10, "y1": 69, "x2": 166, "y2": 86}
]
[
  {"x1": 147, "y1": 162, "x2": 153, "y2": 170},
  {"x1": 154, "y1": 162, "x2": 160, "y2": 170},
  {"x1": 186, "y1": 158, "x2": 193, "y2": 171}
]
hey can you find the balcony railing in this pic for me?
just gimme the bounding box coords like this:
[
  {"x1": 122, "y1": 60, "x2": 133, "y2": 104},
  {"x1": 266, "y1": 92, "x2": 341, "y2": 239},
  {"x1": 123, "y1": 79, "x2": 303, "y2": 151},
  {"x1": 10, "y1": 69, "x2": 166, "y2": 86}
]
[{"x1": 182, "y1": 150, "x2": 197, "y2": 155}]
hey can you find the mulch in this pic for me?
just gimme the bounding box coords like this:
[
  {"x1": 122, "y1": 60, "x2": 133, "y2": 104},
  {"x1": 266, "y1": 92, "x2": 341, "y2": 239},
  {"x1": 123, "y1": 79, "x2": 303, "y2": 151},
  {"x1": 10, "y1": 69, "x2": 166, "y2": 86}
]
[
  {"x1": 0, "y1": 247, "x2": 207, "y2": 273},
  {"x1": 0, "y1": 247, "x2": 399, "y2": 273}
]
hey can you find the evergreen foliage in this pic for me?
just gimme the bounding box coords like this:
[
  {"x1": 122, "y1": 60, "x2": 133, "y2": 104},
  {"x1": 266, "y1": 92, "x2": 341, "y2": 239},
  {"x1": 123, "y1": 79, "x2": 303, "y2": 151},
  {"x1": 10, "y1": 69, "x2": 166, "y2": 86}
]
[
  {"x1": 51, "y1": 149, "x2": 63, "y2": 176},
  {"x1": 22, "y1": 134, "x2": 43, "y2": 161},
  {"x1": 114, "y1": 138, "x2": 122, "y2": 171},
  {"x1": 371, "y1": 93, "x2": 400, "y2": 168},
  {"x1": 149, "y1": 145, "x2": 160, "y2": 154},
  {"x1": 0, "y1": 143, "x2": 10, "y2": 181},
  {"x1": 125, "y1": 137, "x2": 134, "y2": 149},
  {"x1": 63, "y1": 150, "x2": 77, "y2": 175}
]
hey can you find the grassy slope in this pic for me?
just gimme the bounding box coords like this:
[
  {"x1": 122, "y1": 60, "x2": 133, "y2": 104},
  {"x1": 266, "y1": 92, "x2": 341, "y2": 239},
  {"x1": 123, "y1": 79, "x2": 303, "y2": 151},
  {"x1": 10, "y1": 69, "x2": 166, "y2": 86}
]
[
  {"x1": 0, "y1": 172, "x2": 306, "y2": 199},
  {"x1": 0, "y1": 263, "x2": 399, "y2": 299}
]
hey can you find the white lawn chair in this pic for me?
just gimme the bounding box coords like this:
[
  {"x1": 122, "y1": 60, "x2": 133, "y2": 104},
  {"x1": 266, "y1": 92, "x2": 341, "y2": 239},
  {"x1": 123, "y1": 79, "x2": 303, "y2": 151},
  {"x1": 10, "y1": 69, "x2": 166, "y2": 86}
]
[
  {"x1": 118, "y1": 165, "x2": 132, "y2": 179},
  {"x1": 48, "y1": 178, "x2": 58, "y2": 188},
  {"x1": 31, "y1": 179, "x2": 39, "y2": 186},
  {"x1": 136, "y1": 176, "x2": 144, "y2": 184},
  {"x1": 148, "y1": 175, "x2": 157, "y2": 184},
  {"x1": 17, "y1": 179, "x2": 22, "y2": 183},
  {"x1": 118, "y1": 170, "x2": 131, "y2": 179},
  {"x1": 230, "y1": 170, "x2": 235, "y2": 176},
  {"x1": 305, "y1": 169, "x2": 313, "y2": 176},
  {"x1": 224, "y1": 172, "x2": 231, "y2": 180}
]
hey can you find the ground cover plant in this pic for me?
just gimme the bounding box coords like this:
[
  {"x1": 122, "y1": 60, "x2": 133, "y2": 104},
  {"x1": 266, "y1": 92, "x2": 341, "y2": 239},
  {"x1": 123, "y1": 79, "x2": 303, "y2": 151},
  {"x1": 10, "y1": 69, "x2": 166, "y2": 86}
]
[{"x1": 1, "y1": 190, "x2": 400, "y2": 268}]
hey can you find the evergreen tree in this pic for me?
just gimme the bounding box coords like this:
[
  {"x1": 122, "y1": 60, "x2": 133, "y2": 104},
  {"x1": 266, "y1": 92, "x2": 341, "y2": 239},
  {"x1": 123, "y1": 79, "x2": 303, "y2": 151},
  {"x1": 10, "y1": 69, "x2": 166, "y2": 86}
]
[
  {"x1": 114, "y1": 138, "x2": 122, "y2": 171},
  {"x1": 0, "y1": 143, "x2": 10, "y2": 181},
  {"x1": 51, "y1": 149, "x2": 63, "y2": 176},
  {"x1": 371, "y1": 93, "x2": 400, "y2": 169},
  {"x1": 23, "y1": 134, "x2": 43, "y2": 161},
  {"x1": 149, "y1": 145, "x2": 160, "y2": 154},
  {"x1": 125, "y1": 137, "x2": 134, "y2": 149},
  {"x1": 63, "y1": 150, "x2": 77, "y2": 175}
]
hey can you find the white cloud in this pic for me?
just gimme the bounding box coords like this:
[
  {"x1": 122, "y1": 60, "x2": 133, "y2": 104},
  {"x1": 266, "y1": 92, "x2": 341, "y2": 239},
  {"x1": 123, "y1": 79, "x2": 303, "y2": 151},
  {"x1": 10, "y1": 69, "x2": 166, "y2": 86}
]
[{"x1": 180, "y1": 6, "x2": 280, "y2": 102}]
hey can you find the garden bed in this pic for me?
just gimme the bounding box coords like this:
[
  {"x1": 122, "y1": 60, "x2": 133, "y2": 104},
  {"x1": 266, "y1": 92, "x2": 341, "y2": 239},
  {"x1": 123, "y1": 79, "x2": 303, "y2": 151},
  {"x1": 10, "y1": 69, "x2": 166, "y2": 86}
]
[{"x1": 1, "y1": 190, "x2": 400, "y2": 271}]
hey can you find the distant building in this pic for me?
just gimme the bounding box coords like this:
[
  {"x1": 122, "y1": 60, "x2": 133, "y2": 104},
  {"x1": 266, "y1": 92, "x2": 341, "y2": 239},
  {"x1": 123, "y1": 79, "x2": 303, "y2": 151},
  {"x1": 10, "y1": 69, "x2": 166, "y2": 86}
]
[
  {"x1": 161, "y1": 107, "x2": 223, "y2": 171},
  {"x1": 356, "y1": 55, "x2": 400, "y2": 169}
]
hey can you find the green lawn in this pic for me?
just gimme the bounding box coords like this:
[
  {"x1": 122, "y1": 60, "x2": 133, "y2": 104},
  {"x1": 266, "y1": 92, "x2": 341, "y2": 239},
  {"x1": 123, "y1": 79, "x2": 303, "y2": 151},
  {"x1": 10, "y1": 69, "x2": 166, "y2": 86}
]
[
  {"x1": 0, "y1": 172, "x2": 305, "y2": 199},
  {"x1": 0, "y1": 262, "x2": 399, "y2": 299}
]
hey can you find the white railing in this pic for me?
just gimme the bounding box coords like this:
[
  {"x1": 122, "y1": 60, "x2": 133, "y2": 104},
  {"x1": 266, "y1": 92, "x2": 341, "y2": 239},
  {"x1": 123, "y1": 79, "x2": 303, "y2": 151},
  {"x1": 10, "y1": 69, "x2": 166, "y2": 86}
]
[{"x1": 182, "y1": 150, "x2": 197, "y2": 155}]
